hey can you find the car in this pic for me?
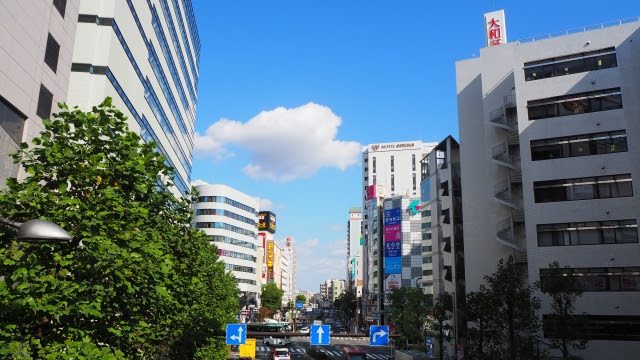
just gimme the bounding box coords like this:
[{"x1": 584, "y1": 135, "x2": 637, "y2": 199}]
[
  {"x1": 272, "y1": 347, "x2": 291, "y2": 360},
  {"x1": 263, "y1": 335, "x2": 291, "y2": 348},
  {"x1": 298, "y1": 326, "x2": 310, "y2": 334}
]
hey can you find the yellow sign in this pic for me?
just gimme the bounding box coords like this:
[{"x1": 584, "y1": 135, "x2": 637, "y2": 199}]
[
  {"x1": 239, "y1": 338, "x2": 256, "y2": 359},
  {"x1": 267, "y1": 241, "x2": 274, "y2": 267}
]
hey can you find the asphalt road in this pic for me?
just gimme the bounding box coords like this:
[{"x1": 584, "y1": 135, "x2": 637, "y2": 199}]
[{"x1": 253, "y1": 337, "x2": 394, "y2": 360}]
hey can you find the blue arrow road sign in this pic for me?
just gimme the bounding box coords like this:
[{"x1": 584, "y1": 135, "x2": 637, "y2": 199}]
[
  {"x1": 369, "y1": 325, "x2": 390, "y2": 346},
  {"x1": 225, "y1": 323, "x2": 247, "y2": 345},
  {"x1": 310, "y1": 325, "x2": 331, "y2": 345},
  {"x1": 296, "y1": 301, "x2": 304, "y2": 309}
]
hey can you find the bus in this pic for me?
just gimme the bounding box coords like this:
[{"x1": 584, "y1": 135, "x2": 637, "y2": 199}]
[{"x1": 246, "y1": 322, "x2": 289, "y2": 332}]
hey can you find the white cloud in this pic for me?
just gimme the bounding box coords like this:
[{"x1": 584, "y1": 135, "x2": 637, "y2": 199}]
[
  {"x1": 297, "y1": 239, "x2": 348, "y2": 285},
  {"x1": 191, "y1": 179, "x2": 209, "y2": 186},
  {"x1": 195, "y1": 103, "x2": 361, "y2": 181},
  {"x1": 257, "y1": 198, "x2": 273, "y2": 211}
]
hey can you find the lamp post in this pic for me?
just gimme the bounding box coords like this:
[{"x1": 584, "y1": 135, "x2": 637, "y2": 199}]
[{"x1": 0, "y1": 217, "x2": 72, "y2": 243}]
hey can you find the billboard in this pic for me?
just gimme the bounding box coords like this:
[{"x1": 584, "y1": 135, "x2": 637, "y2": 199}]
[
  {"x1": 384, "y1": 208, "x2": 402, "y2": 226},
  {"x1": 258, "y1": 211, "x2": 277, "y2": 233},
  {"x1": 384, "y1": 257, "x2": 402, "y2": 274},
  {"x1": 267, "y1": 241, "x2": 274, "y2": 267},
  {"x1": 384, "y1": 241, "x2": 401, "y2": 257},
  {"x1": 384, "y1": 208, "x2": 402, "y2": 275},
  {"x1": 484, "y1": 10, "x2": 507, "y2": 47},
  {"x1": 366, "y1": 184, "x2": 377, "y2": 200}
]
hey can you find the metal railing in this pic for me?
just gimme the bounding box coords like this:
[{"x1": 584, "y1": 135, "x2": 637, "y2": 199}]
[{"x1": 519, "y1": 17, "x2": 640, "y2": 43}]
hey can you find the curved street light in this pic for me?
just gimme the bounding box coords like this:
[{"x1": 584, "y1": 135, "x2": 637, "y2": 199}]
[{"x1": 0, "y1": 217, "x2": 72, "y2": 243}]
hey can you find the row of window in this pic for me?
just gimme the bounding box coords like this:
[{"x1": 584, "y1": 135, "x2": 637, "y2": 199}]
[
  {"x1": 208, "y1": 235, "x2": 256, "y2": 250},
  {"x1": 533, "y1": 174, "x2": 633, "y2": 203},
  {"x1": 104, "y1": 69, "x2": 189, "y2": 195},
  {"x1": 528, "y1": 88, "x2": 622, "y2": 120},
  {"x1": 543, "y1": 315, "x2": 640, "y2": 341},
  {"x1": 196, "y1": 196, "x2": 257, "y2": 214},
  {"x1": 540, "y1": 267, "x2": 640, "y2": 292},
  {"x1": 537, "y1": 219, "x2": 638, "y2": 247},
  {"x1": 224, "y1": 264, "x2": 255, "y2": 274},
  {"x1": 170, "y1": 0, "x2": 199, "y2": 85},
  {"x1": 196, "y1": 208, "x2": 256, "y2": 226},
  {"x1": 0, "y1": 97, "x2": 26, "y2": 145},
  {"x1": 158, "y1": 0, "x2": 197, "y2": 104},
  {"x1": 218, "y1": 248, "x2": 257, "y2": 262},
  {"x1": 181, "y1": 0, "x2": 201, "y2": 60},
  {"x1": 195, "y1": 222, "x2": 257, "y2": 237},
  {"x1": 237, "y1": 278, "x2": 257, "y2": 285},
  {"x1": 531, "y1": 130, "x2": 627, "y2": 161},
  {"x1": 524, "y1": 47, "x2": 617, "y2": 81}
]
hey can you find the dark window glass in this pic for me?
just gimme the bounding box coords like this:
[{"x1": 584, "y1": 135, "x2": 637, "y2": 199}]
[
  {"x1": 36, "y1": 85, "x2": 53, "y2": 119},
  {"x1": 602, "y1": 94, "x2": 623, "y2": 110},
  {"x1": 524, "y1": 48, "x2": 617, "y2": 81},
  {"x1": 0, "y1": 97, "x2": 26, "y2": 144},
  {"x1": 528, "y1": 88, "x2": 621, "y2": 120},
  {"x1": 534, "y1": 174, "x2": 632, "y2": 203},
  {"x1": 44, "y1": 34, "x2": 60, "y2": 72},
  {"x1": 53, "y1": 0, "x2": 66, "y2": 18},
  {"x1": 537, "y1": 220, "x2": 638, "y2": 247},
  {"x1": 544, "y1": 314, "x2": 640, "y2": 341}
]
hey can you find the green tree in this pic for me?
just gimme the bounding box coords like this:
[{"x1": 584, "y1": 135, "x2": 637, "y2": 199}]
[
  {"x1": 387, "y1": 287, "x2": 432, "y2": 347},
  {"x1": 295, "y1": 294, "x2": 306, "y2": 303},
  {"x1": 261, "y1": 283, "x2": 284, "y2": 315},
  {"x1": 463, "y1": 286, "x2": 501, "y2": 360},
  {"x1": 334, "y1": 289, "x2": 356, "y2": 331},
  {"x1": 0, "y1": 99, "x2": 238, "y2": 359},
  {"x1": 539, "y1": 262, "x2": 588, "y2": 359},
  {"x1": 430, "y1": 293, "x2": 453, "y2": 360}
]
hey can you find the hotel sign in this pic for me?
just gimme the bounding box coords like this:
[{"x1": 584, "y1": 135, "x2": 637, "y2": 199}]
[
  {"x1": 369, "y1": 142, "x2": 416, "y2": 152},
  {"x1": 484, "y1": 10, "x2": 507, "y2": 47}
]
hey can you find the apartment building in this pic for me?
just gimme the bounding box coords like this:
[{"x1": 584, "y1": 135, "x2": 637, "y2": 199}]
[
  {"x1": 457, "y1": 18, "x2": 640, "y2": 359},
  {"x1": 67, "y1": 0, "x2": 200, "y2": 196},
  {"x1": 347, "y1": 208, "x2": 363, "y2": 297},
  {"x1": 193, "y1": 183, "x2": 260, "y2": 306},
  {"x1": 0, "y1": 0, "x2": 80, "y2": 185}
]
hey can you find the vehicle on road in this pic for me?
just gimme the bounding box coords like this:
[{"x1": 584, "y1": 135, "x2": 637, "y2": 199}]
[
  {"x1": 298, "y1": 326, "x2": 310, "y2": 334},
  {"x1": 342, "y1": 346, "x2": 367, "y2": 360},
  {"x1": 263, "y1": 335, "x2": 291, "y2": 348},
  {"x1": 272, "y1": 347, "x2": 291, "y2": 360}
]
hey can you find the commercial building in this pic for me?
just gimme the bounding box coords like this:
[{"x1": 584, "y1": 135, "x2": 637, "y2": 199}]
[
  {"x1": 282, "y1": 237, "x2": 297, "y2": 305},
  {"x1": 67, "y1": 0, "x2": 200, "y2": 196},
  {"x1": 320, "y1": 279, "x2": 346, "y2": 304},
  {"x1": 192, "y1": 183, "x2": 260, "y2": 307},
  {"x1": 347, "y1": 208, "x2": 363, "y2": 297},
  {"x1": 419, "y1": 136, "x2": 465, "y2": 355},
  {"x1": 0, "y1": 0, "x2": 80, "y2": 186},
  {"x1": 457, "y1": 16, "x2": 640, "y2": 359}
]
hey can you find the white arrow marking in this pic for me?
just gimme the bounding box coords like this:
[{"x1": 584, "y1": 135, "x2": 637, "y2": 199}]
[
  {"x1": 230, "y1": 327, "x2": 244, "y2": 342},
  {"x1": 373, "y1": 329, "x2": 387, "y2": 342},
  {"x1": 316, "y1": 326, "x2": 325, "y2": 343}
]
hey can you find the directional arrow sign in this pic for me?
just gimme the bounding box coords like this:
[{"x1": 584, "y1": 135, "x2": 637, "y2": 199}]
[
  {"x1": 310, "y1": 325, "x2": 331, "y2": 345},
  {"x1": 225, "y1": 323, "x2": 247, "y2": 345},
  {"x1": 369, "y1": 325, "x2": 390, "y2": 346}
]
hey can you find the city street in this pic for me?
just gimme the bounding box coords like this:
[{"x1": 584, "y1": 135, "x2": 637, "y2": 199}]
[{"x1": 252, "y1": 337, "x2": 393, "y2": 360}]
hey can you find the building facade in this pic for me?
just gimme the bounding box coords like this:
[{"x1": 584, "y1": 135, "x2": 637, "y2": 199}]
[
  {"x1": 347, "y1": 208, "x2": 363, "y2": 297},
  {"x1": 67, "y1": 0, "x2": 200, "y2": 196},
  {"x1": 457, "y1": 19, "x2": 640, "y2": 359},
  {"x1": 1, "y1": 0, "x2": 80, "y2": 186},
  {"x1": 283, "y1": 237, "x2": 297, "y2": 304},
  {"x1": 193, "y1": 183, "x2": 260, "y2": 306}
]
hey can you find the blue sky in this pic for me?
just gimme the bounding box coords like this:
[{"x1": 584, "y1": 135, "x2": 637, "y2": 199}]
[{"x1": 190, "y1": 0, "x2": 640, "y2": 291}]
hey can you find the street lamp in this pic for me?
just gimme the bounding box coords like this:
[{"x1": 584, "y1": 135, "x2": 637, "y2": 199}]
[{"x1": 0, "y1": 217, "x2": 72, "y2": 243}]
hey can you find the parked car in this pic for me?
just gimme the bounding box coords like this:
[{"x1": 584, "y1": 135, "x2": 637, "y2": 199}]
[
  {"x1": 272, "y1": 347, "x2": 291, "y2": 360},
  {"x1": 298, "y1": 326, "x2": 310, "y2": 334}
]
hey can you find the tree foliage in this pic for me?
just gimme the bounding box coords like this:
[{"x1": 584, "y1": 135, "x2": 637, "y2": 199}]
[
  {"x1": 464, "y1": 257, "x2": 540, "y2": 360},
  {"x1": 0, "y1": 99, "x2": 238, "y2": 359},
  {"x1": 295, "y1": 294, "x2": 306, "y2": 303},
  {"x1": 261, "y1": 283, "x2": 284, "y2": 315},
  {"x1": 430, "y1": 293, "x2": 453, "y2": 360},
  {"x1": 539, "y1": 262, "x2": 588, "y2": 359},
  {"x1": 387, "y1": 287, "x2": 432, "y2": 346},
  {"x1": 334, "y1": 289, "x2": 356, "y2": 331}
]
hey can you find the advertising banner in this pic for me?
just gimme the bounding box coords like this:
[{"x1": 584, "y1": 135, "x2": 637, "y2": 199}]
[
  {"x1": 366, "y1": 184, "x2": 377, "y2": 200},
  {"x1": 384, "y1": 274, "x2": 401, "y2": 290},
  {"x1": 384, "y1": 256, "x2": 402, "y2": 274},
  {"x1": 384, "y1": 241, "x2": 401, "y2": 257},
  {"x1": 384, "y1": 223, "x2": 401, "y2": 242},
  {"x1": 384, "y1": 208, "x2": 401, "y2": 225}
]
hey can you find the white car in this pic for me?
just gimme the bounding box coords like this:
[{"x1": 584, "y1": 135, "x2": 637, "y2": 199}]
[
  {"x1": 298, "y1": 326, "x2": 310, "y2": 334},
  {"x1": 272, "y1": 347, "x2": 291, "y2": 360}
]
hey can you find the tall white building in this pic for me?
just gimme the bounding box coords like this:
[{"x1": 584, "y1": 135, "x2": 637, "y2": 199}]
[
  {"x1": 67, "y1": 0, "x2": 200, "y2": 196},
  {"x1": 284, "y1": 237, "x2": 297, "y2": 303},
  {"x1": 457, "y1": 17, "x2": 640, "y2": 359},
  {"x1": 1, "y1": 0, "x2": 80, "y2": 185},
  {"x1": 347, "y1": 208, "x2": 363, "y2": 297},
  {"x1": 193, "y1": 183, "x2": 260, "y2": 306}
]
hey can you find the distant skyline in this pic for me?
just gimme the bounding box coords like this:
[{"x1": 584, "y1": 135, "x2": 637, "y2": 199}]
[{"x1": 190, "y1": 0, "x2": 640, "y2": 290}]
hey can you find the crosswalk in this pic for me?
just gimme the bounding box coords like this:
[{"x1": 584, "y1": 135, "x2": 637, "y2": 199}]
[{"x1": 254, "y1": 346, "x2": 389, "y2": 360}]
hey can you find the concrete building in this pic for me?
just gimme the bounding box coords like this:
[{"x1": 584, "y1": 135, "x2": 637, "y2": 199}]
[
  {"x1": 0, "y1": 0, "x2": 80, "y2": 186},
  {"x1": 347, "y1": 208, "x2": 363, "y2": 297},
  {"x1": 67, "y1": 0, "x2": 200, "y2": 196},
  {"x1": 320, "y1": 279, "x2": 346, "y2": 304},
  {"x1": 283, "y1": 237, "x2": 297, "y2": 304},
  {"x1": 420, "y1": 136, "x2": 465, "y2": 355},
  {"x1": 192, "y1": 183, "x2": 260, "y2": 307},
  {"x1": 279, "y1": 241, "x2": 291, "y2": 306},
  {"x1": 456, "y1": 18, "x2": 640, "y2": 359}
]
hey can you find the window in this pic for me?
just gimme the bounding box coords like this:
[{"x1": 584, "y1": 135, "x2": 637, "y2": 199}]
[
  {"x1": 391, "y1": 156, "x2": 394, "y2": 172},
  {"x1": 36, "y1": 85, "x2": 53, "y2": 119},
  {"x1": 531, "y1": 130, "x2": 627, "y2": 161},
  {"x1": 543, "y1": 315, "x2": 640, "y2": 341},
  {"x1": 412, "y1": 173, "x2": 416, "y2": 191},
  {"x1": 218, "y1": 248, "x2": 257, "y2": 262},
  {"x1": 44, "y1": 34, "x2": 60, "y2": 72},
  {"x1": 412, "y1": 154, "x2": 416, "y2": 171},
  {"x1": 209, "y1": 235, "x2": 256, "y2": 250},
  {"x1": 524, "y1": 47, "x2": 617, "y2": 81},
  {"x1": 53, "y1": 0, "x2": 67, "y2": 17},
  {"x1": 540, "y1": 267, "x2": 640, "y2": 292},
  {"x1": 528, "y1": 88, "x2": 622, "y2": 120},
  {"x1": 442, "y1": 209, "x2": 450, "y2": 224},
  {"x1": 391, "y1": 174, "x2": 395, "y2": 192},
  {"x1": 0, "y1": 96, "x2": 26, "y2": 145},
  {"x1": 224, "y1": 264, "x2": 256, "y2": 274},
  {"x1": 196, "y1": 196, "x2": 256, "y2": 213},
  {"x1": 195, "y1": 209, "x2": 257, "y2": 226},
  {"x1": 195, "y1": 222, "x2": 257, "y2": 237},
  {"x1": 423, "y1": 270, "x2": 433, "y2": 277},
  {"x1": 373, "y1": 175, "x2": 376, "y2": 184},
  {"x1": 534, "y1": 174, "x2": 632, "y2": 203},
  {"x1": 537, "y1": 219, "x2": 638, "y2": 247},
  {"x1": 373, "y1": 157, "x2": 376, "y2": 173}
]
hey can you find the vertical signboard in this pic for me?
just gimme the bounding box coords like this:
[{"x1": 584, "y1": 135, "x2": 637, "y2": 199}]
[
  {"x1": 383, "y1": 208, "x2": 402, "y2": 275},
  {"x1": 484, "y1": 10, "x2": 507, "y2": 47},
  {"x1": 267, "y1": 240, "x2": 274, "y2": 282},
  {"x1": 258, "y1": 211, "x2": 277, "y2": 233}
]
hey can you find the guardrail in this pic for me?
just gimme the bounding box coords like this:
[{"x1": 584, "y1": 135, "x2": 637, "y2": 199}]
[
  {"x1": 518, "y1": 17, "x2": 640, "y2": 43},
  {"x1": 246, "y1": 332, "x2": 370, "y2": 338}
]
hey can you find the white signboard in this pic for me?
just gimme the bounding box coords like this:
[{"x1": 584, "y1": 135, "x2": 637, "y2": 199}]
[{"x1": 484, "y1": 10, "x2": 507, "y2": 47}]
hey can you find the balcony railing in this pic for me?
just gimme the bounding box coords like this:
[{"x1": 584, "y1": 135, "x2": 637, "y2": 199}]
[
  {"x1": 496, "y1": 216, "x2": 518, "y2": 249},
  {"x1": 494, "y1": 180, "x2": 516, "y2": 208},
  {"x1": 492, "y1": 142, "x2": 517, "y2": 169},
  {"x1": 519, "y1": 17, "x2": 640, "y2": 43}
]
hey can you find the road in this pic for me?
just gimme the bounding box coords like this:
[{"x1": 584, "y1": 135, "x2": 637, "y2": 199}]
[{"x1": 253, "y1": 336, "x2": 393, "y2": 360}]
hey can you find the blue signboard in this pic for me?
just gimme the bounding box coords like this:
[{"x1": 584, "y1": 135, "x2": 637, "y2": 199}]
[
  {"x1": 369, "y1": 325, "x2": 390, "y2": 346},
  {"x1": 384, "y1": 241, "x2": 401, "y2": 257},
  {"x1": 426, "y1": 337, "x2": 433, "y2": 358},
  {"x1": 384, "y1": 257, "x2": 402, "y2": 274},
  {"x1": 295, "y1": 301, "x2": 304, "y2": 309},
  {"x1": 310, "y1": 325, "x2": 331, "y2": 345},
  {"x1": 225, "y1": 323, "x2": 247, "y2": 345},
  {"x1": 384, "y1": 208, "x2": 402, "y2": 225}
]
